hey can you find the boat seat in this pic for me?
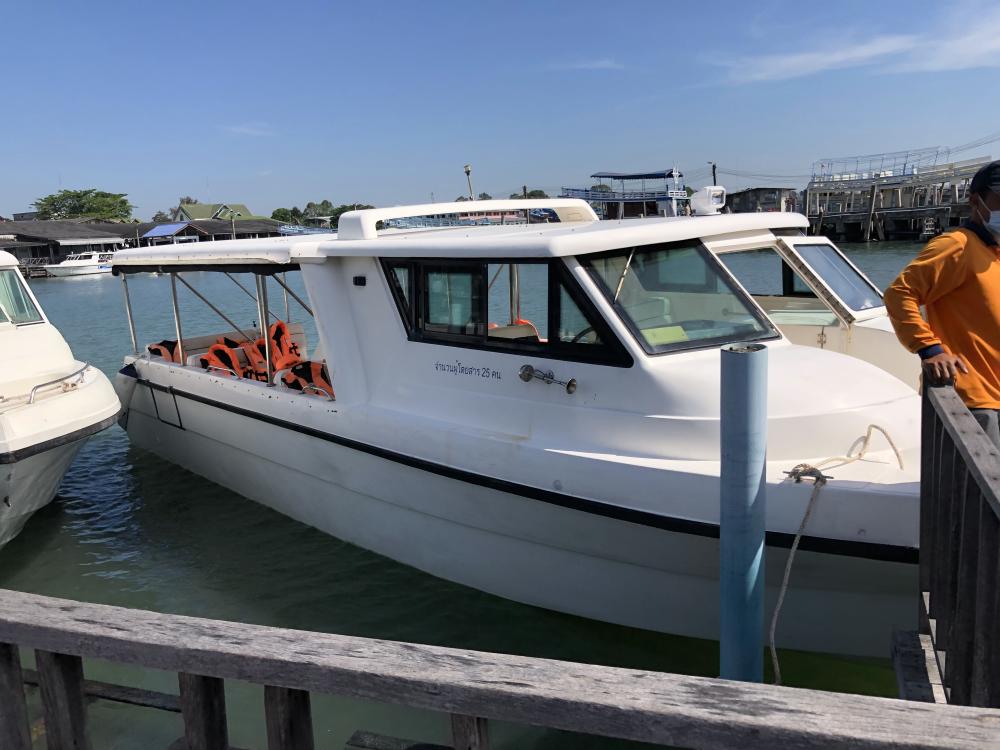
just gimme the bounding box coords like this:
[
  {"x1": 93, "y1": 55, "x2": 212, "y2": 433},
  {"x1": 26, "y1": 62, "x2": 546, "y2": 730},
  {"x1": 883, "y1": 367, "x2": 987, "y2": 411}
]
[
  {"x1": 488, "y1": 322, "x2": 541, "y2": 342},
  {"x1": 147, "y1": 322, "x2": 309, "y2": 369},
  {"x1": 623, "y1": 297, "x2": 671, "y2": 327}
]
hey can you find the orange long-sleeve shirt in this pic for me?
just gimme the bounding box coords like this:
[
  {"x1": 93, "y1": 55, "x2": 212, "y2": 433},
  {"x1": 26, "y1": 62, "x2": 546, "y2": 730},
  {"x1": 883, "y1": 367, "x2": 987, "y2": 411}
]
[{"x1": 884, "y1": 226, "x2": 1000, "y2": 408}]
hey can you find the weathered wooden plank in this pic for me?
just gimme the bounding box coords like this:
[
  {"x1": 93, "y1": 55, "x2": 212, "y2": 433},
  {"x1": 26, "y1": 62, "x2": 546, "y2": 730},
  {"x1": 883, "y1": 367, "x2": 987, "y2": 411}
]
[
  {"x1": 36, "y1": 649, "x2": 91, "y2": 750},
  {"x1": 179, "y1": 673, "x2": 228, "y2": 750},
  {"x1": 450, "y1": 715, "x2": 489, "y2": 750},
  {"x1": 892, "y1": 630, "x2": 945, "y2": 704},
  {"x1": 0, "y1": 591, "x2": 998, "y2": 749},
  {"x1": 0, "y1": 643, "x2": 31, "y2": 750},
  {"x1": 918, "y1": 388, "x2": 936, "y2": 595},
  {"x1": 929, "y1": 429, "x2": 955, "y2": 648},
  {"x1": 972, "y1": 507, "x2": 1000, "y2": 708},
  {"x1": 264, "y1": 685, "x2": 314, "y2": 750},
  {"x1": 927, "y1": 387, "x2": 1000, "y2": 519},
  {"x1": 344, "y1": 730, "x2": 450, "y2": 750},
  {"x1": 948, "y1": 478, "x2": 981, "y2": 705},
  {"x1": 21, "y1": 667, "x2": 181, "y2": 712}
]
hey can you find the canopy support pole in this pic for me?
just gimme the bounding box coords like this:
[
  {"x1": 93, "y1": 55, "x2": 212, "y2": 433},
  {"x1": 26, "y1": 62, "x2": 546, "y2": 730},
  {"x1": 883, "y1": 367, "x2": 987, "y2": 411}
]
[
  {"x1": 272, "y1": 274, "x2": 313, "y2": 318},
  {"x1": 255, "y1": 275, "x2": 274, "y2": 386},
  {"x1": 120, "y1": 274, "x2": 138, "y2": 354},
  {"x1": 224, "y1": 272, "x2": 281, "y2": 320},
  {"x1": 169, "y1": 273, "x2": 186, "y2": 365},
  {"x1": 175, "y1": 274, "x2": 256, "y2": 342}
]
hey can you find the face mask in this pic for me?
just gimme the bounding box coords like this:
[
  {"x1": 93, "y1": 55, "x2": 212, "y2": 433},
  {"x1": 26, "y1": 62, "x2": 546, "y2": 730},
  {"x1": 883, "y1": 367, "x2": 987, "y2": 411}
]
[{"x1": 987, "y1": 210, "x2": 1000, "y2": 240}]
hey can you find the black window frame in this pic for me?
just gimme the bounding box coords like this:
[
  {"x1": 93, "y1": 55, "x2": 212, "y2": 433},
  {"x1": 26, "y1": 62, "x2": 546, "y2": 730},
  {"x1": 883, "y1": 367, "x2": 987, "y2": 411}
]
[
  {"x1": 380, "y1": 257, "x2": 633, "y2": 367},
  {"x1": 582, "y1": 240, "x2": 781, "y2": 357}
]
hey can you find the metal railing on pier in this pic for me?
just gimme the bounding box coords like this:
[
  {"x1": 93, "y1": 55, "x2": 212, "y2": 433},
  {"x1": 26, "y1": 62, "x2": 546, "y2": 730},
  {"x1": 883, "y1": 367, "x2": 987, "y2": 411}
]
[
  {"x1": 0, "y1": 588, "x2": 998, "y2": 749},
  {"x1": 916, "y1": 382, "x2": 1000, "y2": 707}
]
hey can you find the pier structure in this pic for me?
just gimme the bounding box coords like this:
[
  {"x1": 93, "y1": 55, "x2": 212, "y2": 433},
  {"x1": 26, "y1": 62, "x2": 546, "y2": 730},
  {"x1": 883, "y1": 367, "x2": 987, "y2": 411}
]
[
  {"x1": 1, "y1": 588, "x2": 998, "y2": 749},
  {"x1": 805, "y1": 149, "x2": 992, "y2": 242},
  {"x1": 561, "y1": 169, "x2": 690, "y2": 219}
]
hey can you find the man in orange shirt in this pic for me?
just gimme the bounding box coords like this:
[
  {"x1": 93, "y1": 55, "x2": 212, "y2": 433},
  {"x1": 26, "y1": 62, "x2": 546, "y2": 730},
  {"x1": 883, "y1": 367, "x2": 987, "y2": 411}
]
[{"x1": 885, "y1": 160, "x2": 1000, "y2": 446}]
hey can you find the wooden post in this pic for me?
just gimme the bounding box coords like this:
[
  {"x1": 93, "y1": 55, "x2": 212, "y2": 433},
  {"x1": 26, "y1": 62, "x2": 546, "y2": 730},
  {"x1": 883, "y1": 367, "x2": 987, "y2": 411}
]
[
  {"x1": 264, "y1": 685, "x2": 314, "y2": 750},
  {"x1": 36, "y1": 650, "x2": 91, "y2": 750},
  {"x1": 451, "y1": 715, "x2": 489, "y2": 750},
  {"x1": 0, "y1": 643, "x2": 31, "y2": 750},
  {"x1": 864, "y1": 183, "x2": 878, "y2": 241},
  {"x1": 179, "y1": 673, "x2": 229, "y2": 750}
]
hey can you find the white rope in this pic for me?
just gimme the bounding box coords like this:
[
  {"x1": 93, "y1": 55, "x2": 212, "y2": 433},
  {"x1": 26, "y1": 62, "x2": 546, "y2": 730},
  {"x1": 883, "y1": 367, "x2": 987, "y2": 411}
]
[{"x1": 768, "y1": 424, "x2": 904, "y2": 685}]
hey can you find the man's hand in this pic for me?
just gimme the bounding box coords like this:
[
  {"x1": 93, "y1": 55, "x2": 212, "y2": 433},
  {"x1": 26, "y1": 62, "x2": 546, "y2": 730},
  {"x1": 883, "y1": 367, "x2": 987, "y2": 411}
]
[{"x1": 922, "y1": 352, "x2": 968, "y2": 384}]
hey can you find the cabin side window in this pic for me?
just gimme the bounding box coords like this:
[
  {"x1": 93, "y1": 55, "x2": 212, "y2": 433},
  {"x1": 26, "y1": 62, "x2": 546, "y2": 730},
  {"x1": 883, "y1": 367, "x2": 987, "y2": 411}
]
[
  {"x1": 379, "y1": 259, "x2": 631, "y2": 366},
  {"x1": 718, "y1": 248, "x2": 840, "y2": 327},
  {"x1": 0, "y1": 269, "x2": 43, "y2": 325},
  {"x1": 582, "y1": 242, "x2": 779, "y2": 355}
]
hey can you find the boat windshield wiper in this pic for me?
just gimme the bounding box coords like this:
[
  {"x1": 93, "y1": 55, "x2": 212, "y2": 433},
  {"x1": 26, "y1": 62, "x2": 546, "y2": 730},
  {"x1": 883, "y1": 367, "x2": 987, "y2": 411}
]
[{"x1": 613, "y1": 248, "x2": 637, "y2": 303}]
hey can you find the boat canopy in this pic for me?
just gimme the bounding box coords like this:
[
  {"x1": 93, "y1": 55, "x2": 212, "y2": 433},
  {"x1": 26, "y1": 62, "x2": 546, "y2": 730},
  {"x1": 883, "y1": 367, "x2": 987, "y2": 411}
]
[{"x1": 112, "y1": 200, "x2": 809, "y2": 270}]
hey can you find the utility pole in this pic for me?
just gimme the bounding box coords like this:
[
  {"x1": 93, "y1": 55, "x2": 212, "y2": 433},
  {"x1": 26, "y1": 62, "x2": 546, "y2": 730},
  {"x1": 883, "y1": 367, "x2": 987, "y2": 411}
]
[
  {"x1": 464, "y1": 164, "x2": 474, "y2": 200},
  {"x1": 708, "y1": 161, "x2": 718, "y2": 185}
]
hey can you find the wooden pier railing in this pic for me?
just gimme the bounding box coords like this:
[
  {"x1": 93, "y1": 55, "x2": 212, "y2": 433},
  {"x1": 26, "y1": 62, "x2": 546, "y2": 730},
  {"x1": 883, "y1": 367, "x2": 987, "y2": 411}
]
[
  {"x1": 1, "y1": 589, "x2": 999, "y2": 749},
  {"x1": 918, "y1": 382, "x2": 1000, "y2": 707}
]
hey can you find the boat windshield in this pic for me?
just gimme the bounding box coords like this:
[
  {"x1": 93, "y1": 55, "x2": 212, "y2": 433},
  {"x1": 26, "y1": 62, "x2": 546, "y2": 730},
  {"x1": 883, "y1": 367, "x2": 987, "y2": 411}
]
[
  {"x1": 582, "y1": 242, "x2": 778, "y2": 354},
  {"x1": 0, "y1": 269, "x2": 43, "y2": 324},
  {"x1": 793, "y1": 243, "x2": 883, "y2": 311}
]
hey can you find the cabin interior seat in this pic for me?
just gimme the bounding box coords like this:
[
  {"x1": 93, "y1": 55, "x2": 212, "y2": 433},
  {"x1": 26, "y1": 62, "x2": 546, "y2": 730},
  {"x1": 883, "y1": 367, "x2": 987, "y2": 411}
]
[
  {"x1": 488, "y1": 322, "x2": 541, "y2": 342},
  {"x1": 623, "y1": 296, "x2": 672, "y2": 327}
]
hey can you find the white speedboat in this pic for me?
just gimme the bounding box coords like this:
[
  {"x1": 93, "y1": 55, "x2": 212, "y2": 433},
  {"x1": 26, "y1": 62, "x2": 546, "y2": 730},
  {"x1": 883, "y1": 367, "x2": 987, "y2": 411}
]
[
  {"x1": 0, "y1": 251, "x2": 121, "y2": 547},
  {"x1": 112, "y1": 199, "x2": 920, "y2": 656},
  {"x1": 44, "y1": 251, "x2": 115, "y2": 277}
]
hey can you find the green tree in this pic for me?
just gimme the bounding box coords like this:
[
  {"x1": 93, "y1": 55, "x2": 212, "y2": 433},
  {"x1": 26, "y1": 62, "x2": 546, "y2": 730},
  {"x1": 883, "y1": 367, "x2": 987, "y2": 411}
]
[
  {"x1": 477, "y1": 192, "x2": 492, "y2": 200},
  {"x1": 271, "y1": 207, "x2": 294, "y2": 222},
  {"x1": 509, "y1": 189, "x2": 549, "y2": 199},
  {"x1": 151, "y1": 210, "x2": 171, "y2": 223},
  {"x1": 33, "y1": 189, "x2": 134, "y2": 221},
  {"x1": 590, "y1": 183, "x2": 612, "y2": 192},
  {"x1": 178, "y1": 196, "x2": 199, "y2": 205},
  {"x1": 454, "y1": 196, "x2": 469, "y2": 202}
]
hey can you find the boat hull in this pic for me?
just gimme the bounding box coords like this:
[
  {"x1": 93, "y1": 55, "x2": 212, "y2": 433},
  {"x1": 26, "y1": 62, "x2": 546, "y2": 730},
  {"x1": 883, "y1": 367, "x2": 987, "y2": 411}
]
[
  {"x1": 121, "y1": 379, "x2": 916, "y2": 656},
  {"x1": 44, "y1": 264, "x2": 111, "y2": 277},
  {"x1": 0, "y1": 441, "x2": 83, "y2": 547}
]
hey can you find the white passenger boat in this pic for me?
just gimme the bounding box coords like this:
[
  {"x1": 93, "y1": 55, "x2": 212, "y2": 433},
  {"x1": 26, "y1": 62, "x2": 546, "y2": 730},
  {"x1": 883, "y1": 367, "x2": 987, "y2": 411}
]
[
  {"x1": 111, "y1": 199, "x2": 920, "y2": 656},
  {"x1": 0, "y1": 251, "x2": 121, "y2": 548},
  {"x1": 44, "y1": 251, "x2": 115, "y2": 277}
]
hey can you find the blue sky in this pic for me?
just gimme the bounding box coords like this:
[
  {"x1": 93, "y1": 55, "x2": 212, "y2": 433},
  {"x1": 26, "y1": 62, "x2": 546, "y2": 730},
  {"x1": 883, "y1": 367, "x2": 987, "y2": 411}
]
[{"x1": 2, "y1": 0, "x2": 999, "y2": 219}]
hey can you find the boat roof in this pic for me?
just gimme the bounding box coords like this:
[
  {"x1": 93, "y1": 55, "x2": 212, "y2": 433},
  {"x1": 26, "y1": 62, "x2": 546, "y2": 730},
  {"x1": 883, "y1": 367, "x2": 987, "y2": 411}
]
[{"x1": 113, "y1": 199, "x2": 809, "y2": 270}]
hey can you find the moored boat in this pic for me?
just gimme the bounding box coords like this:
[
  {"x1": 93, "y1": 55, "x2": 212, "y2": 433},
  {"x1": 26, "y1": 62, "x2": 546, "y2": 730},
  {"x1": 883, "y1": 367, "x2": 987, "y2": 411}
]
[
  {"x1": 111, "y1": 199, "x2": 920, "y2": 656},
  {"x1": 44, "y1": 251, "x2": 115, "y2": 277},
  {"x1": 0, "y1": 251, "x2": 121, "y2": 547}
]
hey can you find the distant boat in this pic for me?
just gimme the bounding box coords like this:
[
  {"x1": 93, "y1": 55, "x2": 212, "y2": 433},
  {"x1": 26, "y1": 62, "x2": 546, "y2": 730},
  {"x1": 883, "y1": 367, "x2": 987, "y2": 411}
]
[{"x1": 44, "y1": 251, "x2": 115, "y2": 277}]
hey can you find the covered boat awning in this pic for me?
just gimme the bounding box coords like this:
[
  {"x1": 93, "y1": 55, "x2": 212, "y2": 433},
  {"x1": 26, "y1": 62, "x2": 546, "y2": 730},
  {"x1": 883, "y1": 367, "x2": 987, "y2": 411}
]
[
  {"x1": 590, "y1": 170, "x2": 681, "y2": 180},
  {"x1": 58, "y1": 236, "x2": 124, "y2": 246},
  {"x1": 111, "y1": 235, "x2": 325, "y2": 275}
]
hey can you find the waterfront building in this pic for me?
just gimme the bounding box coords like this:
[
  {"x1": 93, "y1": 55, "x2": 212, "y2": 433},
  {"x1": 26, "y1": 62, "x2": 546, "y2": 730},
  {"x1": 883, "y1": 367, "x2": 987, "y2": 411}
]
[
  {"x1": 0, "y1": 220, "x2": 124, "y2": 265},
  {"x1": 725, "y1": 187, "x2": 799, "y2": 213},
  {"x1": 171, "y1": 202, "x2": 260, "y2": 222},
  {"x1": 561, "y1": 169, "x2": 689, "y2": 219},
  {"x1": 805, "y1": 149, "x2": 992, "y2": 241}
]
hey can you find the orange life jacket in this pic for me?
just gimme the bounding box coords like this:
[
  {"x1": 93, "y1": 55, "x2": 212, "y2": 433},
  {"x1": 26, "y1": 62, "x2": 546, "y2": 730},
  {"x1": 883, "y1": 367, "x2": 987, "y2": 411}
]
[
  {"x1": 198, "y1": 342, "x2": 242, "y2": 377},
  {"x1": 281, "y1": 361, "x2": 333, "y2": 398},
  {"x1": 147, "y1": 340, "x2": 181, "y2": 363},
  {"x1": 220, "y1": 336, "x2": 268, "y2": 382},
  {"x1": 268, "y1": 320, "x2": 301, "y2": 370}
]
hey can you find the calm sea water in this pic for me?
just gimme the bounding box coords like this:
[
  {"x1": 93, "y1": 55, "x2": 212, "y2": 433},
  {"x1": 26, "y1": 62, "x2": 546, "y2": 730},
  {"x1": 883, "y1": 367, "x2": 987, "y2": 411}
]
[{"x1": 3, "y1": 241, "x2": 919, "y2": 749}]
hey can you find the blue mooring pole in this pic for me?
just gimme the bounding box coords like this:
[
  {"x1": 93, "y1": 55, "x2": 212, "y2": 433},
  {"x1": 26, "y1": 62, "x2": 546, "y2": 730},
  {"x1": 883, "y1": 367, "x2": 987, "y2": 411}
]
[{"x1": 719, "y1": 342, "x2": 768, "y2": 682}]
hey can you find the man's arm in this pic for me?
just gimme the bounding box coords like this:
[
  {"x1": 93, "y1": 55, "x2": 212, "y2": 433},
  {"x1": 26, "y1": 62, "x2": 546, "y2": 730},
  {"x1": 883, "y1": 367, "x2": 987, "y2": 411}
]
[{"x1": 884, "y1": 233, "x2": 970, "y2": 380}]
